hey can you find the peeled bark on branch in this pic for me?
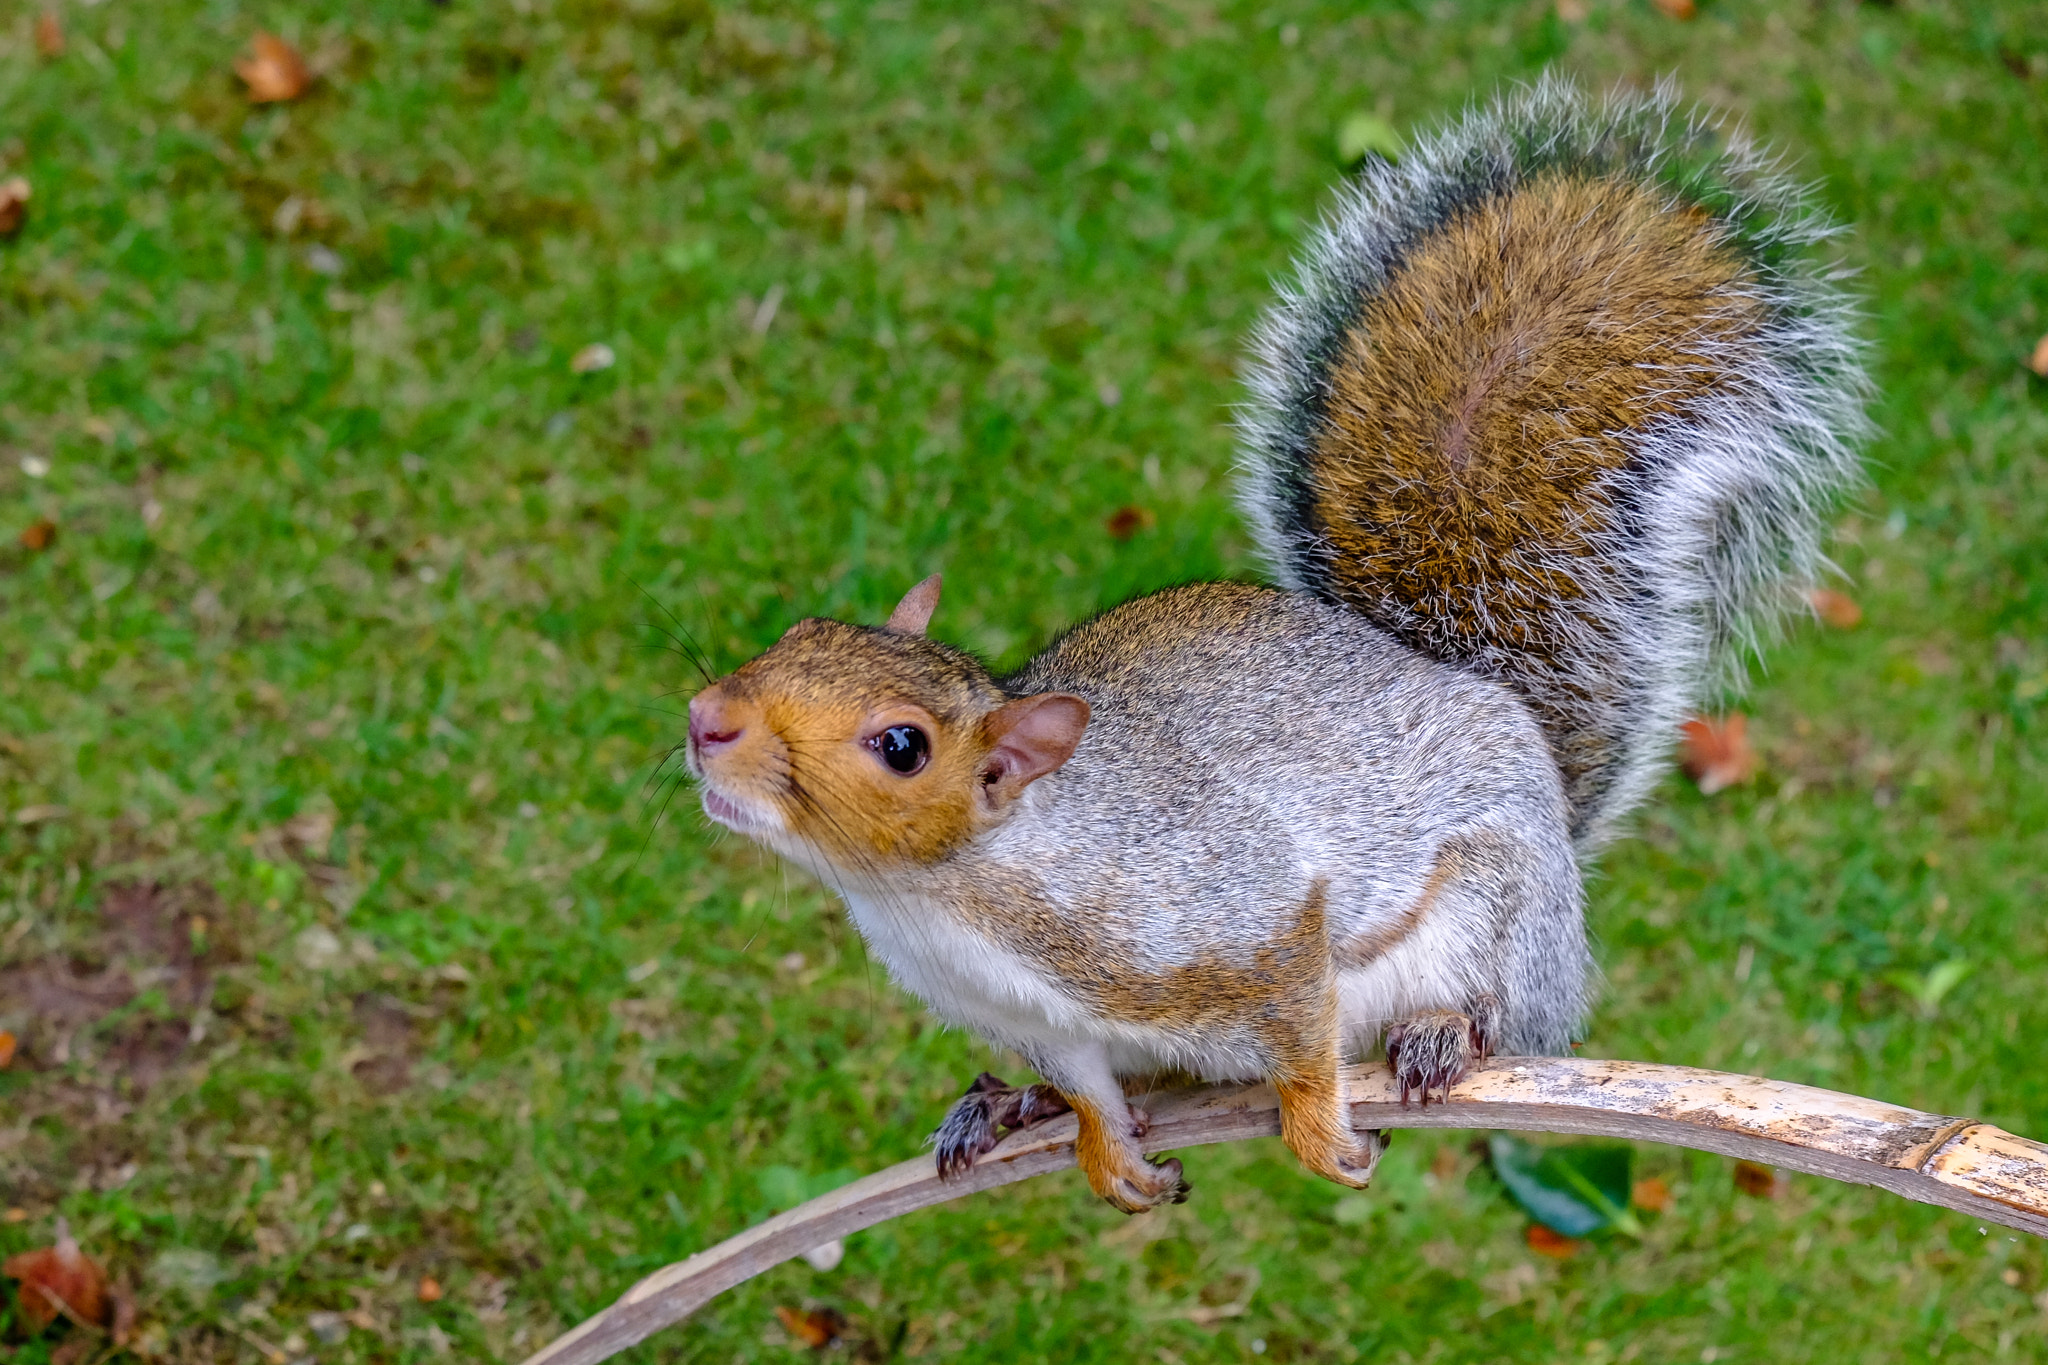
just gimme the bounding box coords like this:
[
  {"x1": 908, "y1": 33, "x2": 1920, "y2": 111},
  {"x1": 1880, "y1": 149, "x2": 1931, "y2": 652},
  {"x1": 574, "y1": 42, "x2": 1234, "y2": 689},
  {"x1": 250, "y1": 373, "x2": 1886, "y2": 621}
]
[{"x1": 522, "y1": 1057, "x2": 2048, "y2": 1365}]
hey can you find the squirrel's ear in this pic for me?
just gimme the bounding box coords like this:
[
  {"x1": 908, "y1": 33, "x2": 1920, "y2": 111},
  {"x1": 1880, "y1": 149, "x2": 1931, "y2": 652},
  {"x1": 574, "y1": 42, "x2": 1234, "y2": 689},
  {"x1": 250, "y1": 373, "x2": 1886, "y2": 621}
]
[
  {"x1": 885, "y1": 574, "x2": 943, "y2": 635},
  {"x1": 980, "y1": 693, "x2": 1090, "y2": 809}
]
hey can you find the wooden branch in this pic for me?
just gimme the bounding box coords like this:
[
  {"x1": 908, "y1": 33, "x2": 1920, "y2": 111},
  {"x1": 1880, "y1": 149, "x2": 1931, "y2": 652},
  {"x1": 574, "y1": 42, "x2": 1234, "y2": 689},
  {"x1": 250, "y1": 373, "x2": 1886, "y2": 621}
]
[{"x1": 522, "y1": 1057, "x2": 2048, "y2": 1365}]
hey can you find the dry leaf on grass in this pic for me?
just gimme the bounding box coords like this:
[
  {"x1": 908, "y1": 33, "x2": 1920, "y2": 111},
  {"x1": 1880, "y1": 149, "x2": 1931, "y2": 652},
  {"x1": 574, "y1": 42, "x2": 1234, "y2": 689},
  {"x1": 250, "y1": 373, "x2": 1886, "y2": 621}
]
[
  {"x1": 774, "y1": 1304, "x2": 846, "y2": 1349},
  {"x1": 416, "y1": 1274, "x2": 443, "y2": 1303},
  {"x1": 20, "y1": 518, "x2": 57, "y2": 552},
  {"x1": 1555, "y1": 0, "x2": 1590, "y2": 21},
  {"x1": 0, "y1": 178, "x2": 31, "y2": 237},
  {"x1": 236, "y1": 34, "x2": 310, "y2": 104},
  {"x1": 1680, "y1": 713, "x2": 1758, "y2": 795},
  {"x1": 1523, "y1": 1223, "x2": 1580, "y2": 1258},
  {"x1": 1631, "y1": 1176, "x2": 1673, "y2": 1213},
  {"x1": 2028, "y1": 333, "x2": 2048, "y2": 378},
  {"x1": 36, "y1": 12, "x2": 64, "y2": 59},
  {"x1": 3, "y1": 1218, "x2": 111, "y2": 1331},
  {"x1": 1652, "y1": 0, "x2": 1697, "y2": 17},
  {"x1": 1105, "y1": 505, "x2": 1155, "y2": 541},
  {"x1": 1733, "y1": 1160, "x2": 1788, "y2": 1199},
  {"x1": 0, "y1": 1031, "x2": 14, "y2": 1068},
  {"x1": 1808, "y1": 586, "x2": 1863, "y2": 629}
]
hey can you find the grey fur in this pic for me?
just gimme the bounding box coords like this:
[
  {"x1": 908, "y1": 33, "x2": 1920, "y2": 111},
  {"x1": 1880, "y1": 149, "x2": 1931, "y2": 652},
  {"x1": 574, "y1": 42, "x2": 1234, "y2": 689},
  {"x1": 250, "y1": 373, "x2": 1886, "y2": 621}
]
[{"x1": 1235, "y1": 74, "x2": 1870, "y2": 851}]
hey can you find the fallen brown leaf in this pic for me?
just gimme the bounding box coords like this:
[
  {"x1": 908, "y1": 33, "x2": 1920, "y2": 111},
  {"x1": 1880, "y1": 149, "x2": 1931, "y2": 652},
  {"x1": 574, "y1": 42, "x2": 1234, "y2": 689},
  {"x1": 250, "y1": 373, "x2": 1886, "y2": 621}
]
[
  {"x1": 1523, "y1": 1223, "x2": 1580, "y2": 1258},
  {"x1": 0, "y1": 1030, "x2": 14, "y2": 1069},
  {"x1": 1105, "y1": 505, "x2": 1155, "y2": 541},
  {"x1": 1652, "y1": 0, "x2": 1696, "y2": 17},
  {"x1": 3, "y1": 1218, "x2": 111, "y2": 1331},
  {"x1": 1808, "y1": 586, "x2": 1862, "y2": 629},
  {"x1": 1679, "y1": 713, "x2": 1758, "y2": 795},
  {"x1": 21, "y1": 518, "x2": 56, "y2": 551},
  {"x1": 1554, "y1": 0, "x2": 1589, "y2": 19},
  {"x1": 36, "y1": 12, "x2": 64, "y2": 59},
  {"x1": 1733, "y1": 1160, "x2": 1787, "y2": 1199},
  {"x1": 774, "y1": 1304, "x2": 846, "y2": 1349},
  {"x1": 0, "y1": 178, "x2": 30, "y2": 237},
  {"x1": 235, "y1": 33, "x2": 310, "y2": 104},
  {"x1": 416, "y1": 1274, "x2": 444, "y2": 1303},
  {"x1": 2028, "y1": 332, "x2": 2048, "y2": 379},
  {"x1": 1631, "y1": 1176, "x2": 1673, "y2": 1213}
]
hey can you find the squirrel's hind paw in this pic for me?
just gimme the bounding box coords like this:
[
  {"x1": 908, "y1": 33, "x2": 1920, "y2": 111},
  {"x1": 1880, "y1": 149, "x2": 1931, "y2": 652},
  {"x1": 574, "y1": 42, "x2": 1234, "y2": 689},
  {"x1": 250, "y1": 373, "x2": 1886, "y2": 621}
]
[
  {"x1": 1385, "y1": 998, "x2": 1498, "y2": 1105},
  {"x1": 931, "y1": 1072, "x2": 1071, "y2": 1179}
]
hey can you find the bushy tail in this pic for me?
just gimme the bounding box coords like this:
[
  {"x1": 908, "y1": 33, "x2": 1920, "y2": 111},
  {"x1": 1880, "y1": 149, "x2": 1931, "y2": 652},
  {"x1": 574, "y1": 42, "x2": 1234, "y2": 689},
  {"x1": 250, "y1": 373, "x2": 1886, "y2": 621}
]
[{"x1": 1238, "y1": 75, "x2": 1869, "y2": 853}]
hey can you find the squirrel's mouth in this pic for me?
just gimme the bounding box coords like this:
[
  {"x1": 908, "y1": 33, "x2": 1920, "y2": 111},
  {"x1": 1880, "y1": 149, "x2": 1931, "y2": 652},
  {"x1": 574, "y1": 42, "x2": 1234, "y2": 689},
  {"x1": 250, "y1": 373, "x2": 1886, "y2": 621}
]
[{"x1": 698, "y1": 783, "x2": 781, "y2": 836}]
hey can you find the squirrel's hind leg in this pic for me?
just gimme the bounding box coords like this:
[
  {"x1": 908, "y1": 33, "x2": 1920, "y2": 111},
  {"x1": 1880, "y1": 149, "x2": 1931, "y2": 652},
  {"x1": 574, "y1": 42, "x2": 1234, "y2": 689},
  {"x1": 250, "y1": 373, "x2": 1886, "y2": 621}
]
[
  {"x1": 931, "y1": 1072, "x2": 1071, "y2": 1179},
  {"x1": 1377, "y1": 823, "x2": 1582, "y2": 1104},
  {"x1": 1384, "y1": 993, "x2": 1502, "y2": 1105}
]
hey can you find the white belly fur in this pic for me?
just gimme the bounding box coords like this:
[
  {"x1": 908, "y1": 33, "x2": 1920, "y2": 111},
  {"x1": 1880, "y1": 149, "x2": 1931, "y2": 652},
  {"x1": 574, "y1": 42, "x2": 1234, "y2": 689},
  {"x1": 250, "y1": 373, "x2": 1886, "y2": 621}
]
[{"x1": 841, "y1": 886, "x2": 1470, "y2": 1084}]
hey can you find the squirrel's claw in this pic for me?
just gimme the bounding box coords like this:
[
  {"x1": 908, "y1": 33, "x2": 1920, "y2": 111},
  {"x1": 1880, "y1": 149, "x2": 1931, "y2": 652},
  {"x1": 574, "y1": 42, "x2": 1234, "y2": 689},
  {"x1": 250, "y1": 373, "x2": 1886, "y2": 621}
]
[{"x1": 930, "y1": 1072, "x2": 1071, "y2": 1180}]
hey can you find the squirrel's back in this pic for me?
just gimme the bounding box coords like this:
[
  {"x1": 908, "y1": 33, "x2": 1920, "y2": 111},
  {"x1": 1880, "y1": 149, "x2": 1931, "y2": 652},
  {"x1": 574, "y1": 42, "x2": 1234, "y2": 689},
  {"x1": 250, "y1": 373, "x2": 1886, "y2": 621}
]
[{"x1": 1239, "y1": 76, "x2": 1868, "y2": 851}]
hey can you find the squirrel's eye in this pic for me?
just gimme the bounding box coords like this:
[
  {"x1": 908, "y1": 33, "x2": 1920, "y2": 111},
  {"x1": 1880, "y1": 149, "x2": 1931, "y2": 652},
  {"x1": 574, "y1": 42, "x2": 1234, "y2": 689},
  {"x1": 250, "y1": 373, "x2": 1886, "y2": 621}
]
[{"x1": 871, "y1": 724, "x2": 930, "y2": 775}]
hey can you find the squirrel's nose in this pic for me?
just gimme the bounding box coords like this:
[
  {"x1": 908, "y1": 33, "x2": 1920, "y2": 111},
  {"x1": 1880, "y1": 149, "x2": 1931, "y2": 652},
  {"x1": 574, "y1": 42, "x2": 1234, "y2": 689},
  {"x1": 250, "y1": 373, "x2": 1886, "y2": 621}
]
[{"x1": 688, "y1": 689, "x2": 744, "y2": 752}]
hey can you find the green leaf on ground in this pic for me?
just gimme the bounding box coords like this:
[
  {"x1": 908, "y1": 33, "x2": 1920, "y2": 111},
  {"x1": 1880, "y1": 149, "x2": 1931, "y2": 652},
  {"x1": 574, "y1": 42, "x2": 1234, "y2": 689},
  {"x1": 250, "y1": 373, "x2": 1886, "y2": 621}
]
[{"x1": 1489, "y1": 1135, "x2": 1642, "y2": 1238}]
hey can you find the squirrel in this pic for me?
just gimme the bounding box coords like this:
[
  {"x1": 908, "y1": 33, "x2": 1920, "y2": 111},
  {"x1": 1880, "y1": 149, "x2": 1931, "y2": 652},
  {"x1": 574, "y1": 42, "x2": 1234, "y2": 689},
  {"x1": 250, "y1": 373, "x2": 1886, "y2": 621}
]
[{"x1": 683, "y1": 77, "x2": 1868, "y2": 1213}]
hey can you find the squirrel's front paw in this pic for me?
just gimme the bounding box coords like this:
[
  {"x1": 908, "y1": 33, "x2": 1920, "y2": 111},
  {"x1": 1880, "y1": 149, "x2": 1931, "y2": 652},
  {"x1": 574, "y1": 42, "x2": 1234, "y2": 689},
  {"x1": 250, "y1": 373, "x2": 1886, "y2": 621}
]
[
  {"x1": 1331, "y1": 1128, "x2": 1391, "y2": 1188},
  {"x1": 1385, "y1": 998, "x2": 1498, "y2": 1105},
  {"x1": 1097, "y1": 1154, "x2": 1191, "y2": 1214},
  {"x1": 1074, "y1": 1103, "x2": 1190, "y2": 1213},
  {"x1": 931, "y1": 1072, "x2": 1071, "y2": 1179},
  {"x1": 1288, "y1": 1124, "x2": 1390, "y2": 1190}
]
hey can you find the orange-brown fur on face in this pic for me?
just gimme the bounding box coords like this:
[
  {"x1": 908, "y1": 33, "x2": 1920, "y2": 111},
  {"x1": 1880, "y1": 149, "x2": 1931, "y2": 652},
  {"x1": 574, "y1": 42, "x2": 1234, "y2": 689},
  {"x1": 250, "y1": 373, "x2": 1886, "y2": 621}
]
[
  {"x1": 690, "y1": 618, "x2": 1007, "y2": 868},
  {"x1": 1308, "y1": 172, "x2": 1764, "y2": 805}
]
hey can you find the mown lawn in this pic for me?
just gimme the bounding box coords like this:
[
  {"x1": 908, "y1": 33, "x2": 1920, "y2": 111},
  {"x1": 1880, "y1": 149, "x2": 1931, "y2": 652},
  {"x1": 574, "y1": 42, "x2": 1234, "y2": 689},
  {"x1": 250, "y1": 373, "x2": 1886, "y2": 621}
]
[{"x1": 2, "y1": 1, "x2": 2045, "y2": 1361}]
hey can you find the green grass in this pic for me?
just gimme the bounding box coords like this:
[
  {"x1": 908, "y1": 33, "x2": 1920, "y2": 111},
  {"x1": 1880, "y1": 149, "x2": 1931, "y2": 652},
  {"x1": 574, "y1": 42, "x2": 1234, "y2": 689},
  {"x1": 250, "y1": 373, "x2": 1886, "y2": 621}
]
[{"x1": 2, "y1": 0, "x2": 2045, "y2": 1361}]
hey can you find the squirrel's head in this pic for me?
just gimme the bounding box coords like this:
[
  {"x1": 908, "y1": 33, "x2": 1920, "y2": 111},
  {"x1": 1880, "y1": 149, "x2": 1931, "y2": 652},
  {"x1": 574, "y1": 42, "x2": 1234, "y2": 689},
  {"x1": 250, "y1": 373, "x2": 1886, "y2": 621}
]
[{"x1": 684, "y1": 576, "x2": 1090, "y2": 880}]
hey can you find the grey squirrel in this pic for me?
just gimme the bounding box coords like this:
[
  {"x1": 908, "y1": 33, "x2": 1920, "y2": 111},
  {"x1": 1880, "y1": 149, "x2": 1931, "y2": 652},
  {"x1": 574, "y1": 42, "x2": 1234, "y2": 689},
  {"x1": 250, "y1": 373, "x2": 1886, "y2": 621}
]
[{"x1": 683, "y1": 78, "x2": 1868, "y2": 1212}]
